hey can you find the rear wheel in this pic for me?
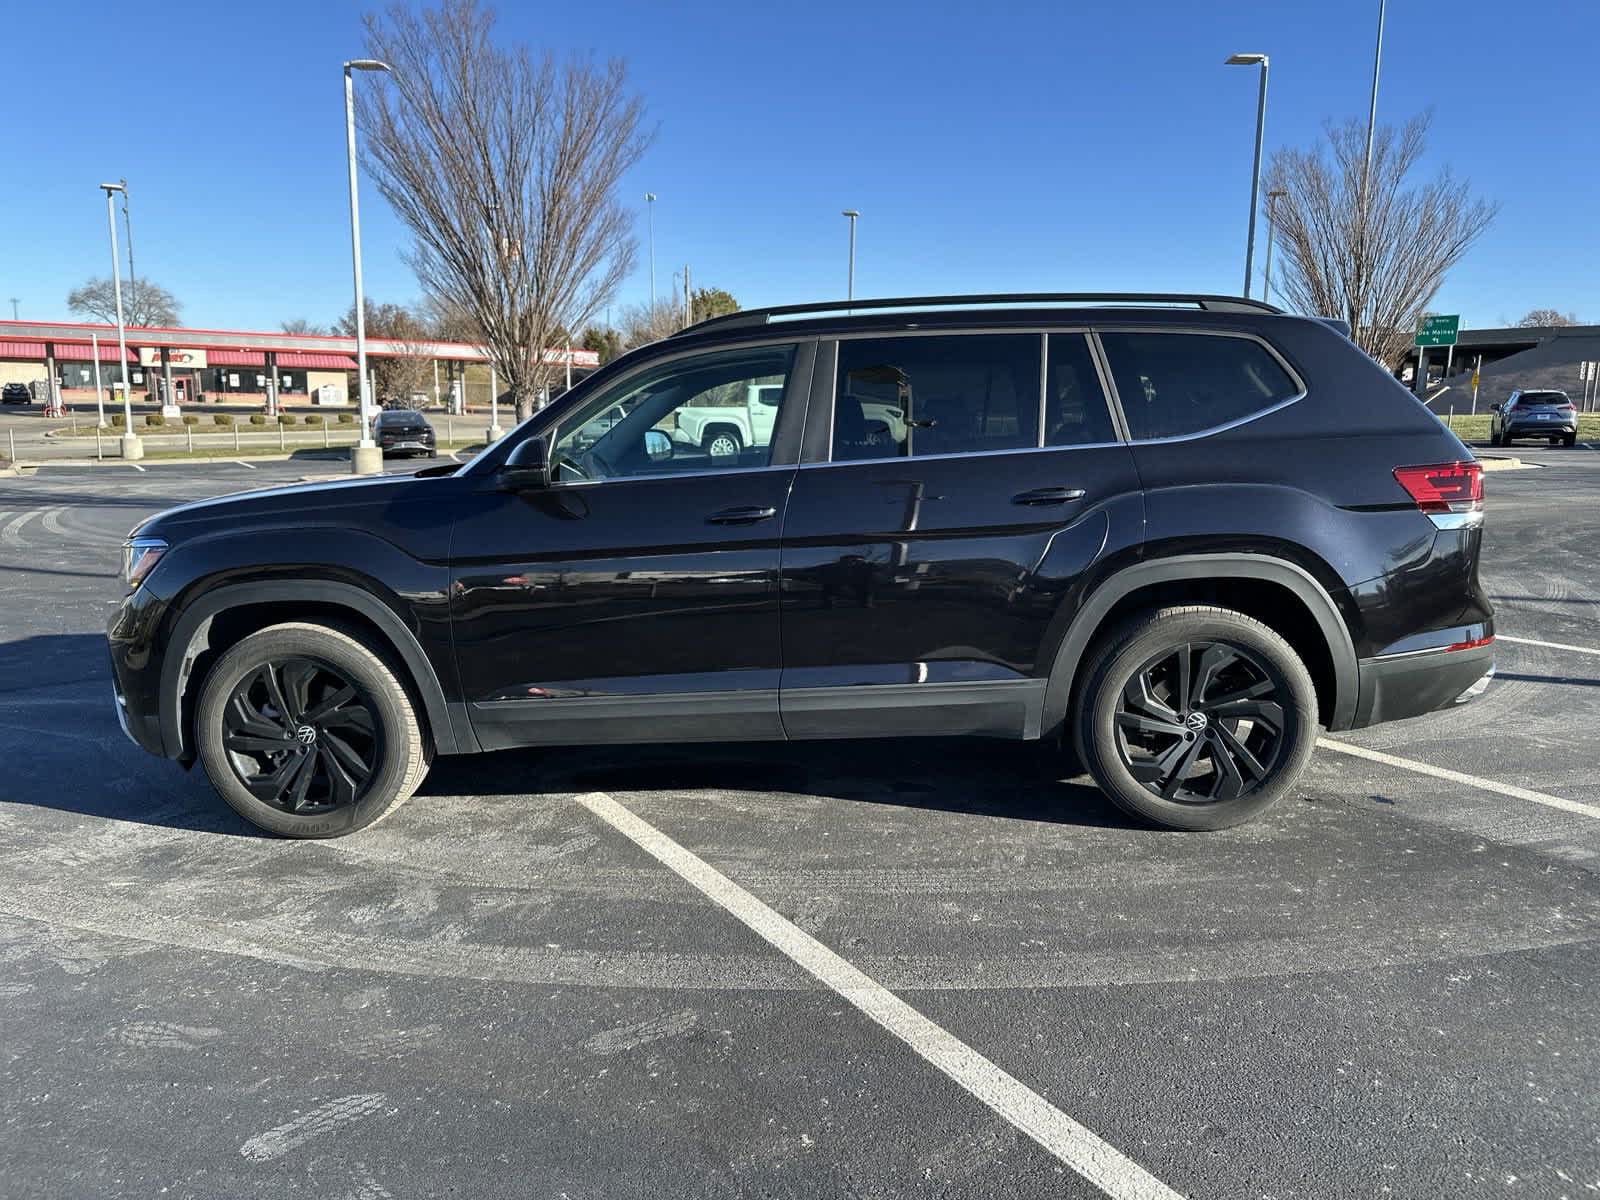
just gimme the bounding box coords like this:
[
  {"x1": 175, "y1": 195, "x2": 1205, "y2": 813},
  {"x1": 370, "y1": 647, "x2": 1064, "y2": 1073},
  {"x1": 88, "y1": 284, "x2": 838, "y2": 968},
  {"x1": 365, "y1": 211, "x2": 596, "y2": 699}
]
[
  {"x1": 195, "y1": 622, "x2": 428, "y2": 838},
  {"x1": 703, "y1": 427, "x2": 743, "y2": 458},
  {"x1": 1073, "y1": 606, "x2": 1317, "y2": 831},
  {"x1": 1565, "y1": 434, "x2": 1578, "y2": 448}
]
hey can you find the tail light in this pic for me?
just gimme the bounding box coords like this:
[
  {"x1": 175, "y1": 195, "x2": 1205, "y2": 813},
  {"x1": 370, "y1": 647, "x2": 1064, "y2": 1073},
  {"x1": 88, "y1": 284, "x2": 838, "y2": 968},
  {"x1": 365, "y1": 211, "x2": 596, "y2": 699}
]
[
  {"x1": 1394, "y1": 460, "x2": 1483, "y2": 529},
  {"x1": 1558, "y1": 403, "x2": 1576, "y2": 414}
]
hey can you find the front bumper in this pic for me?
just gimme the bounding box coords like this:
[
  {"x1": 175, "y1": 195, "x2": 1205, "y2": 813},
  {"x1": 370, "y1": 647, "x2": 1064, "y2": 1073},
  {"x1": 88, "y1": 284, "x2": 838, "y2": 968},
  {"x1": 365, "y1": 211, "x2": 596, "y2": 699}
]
[
  {"x1": 108, "y1": 588, "x2": 172, "y2": 758},
  {"x1": 1350, "y1": 642, "x2": 1495, "y2": 728}
]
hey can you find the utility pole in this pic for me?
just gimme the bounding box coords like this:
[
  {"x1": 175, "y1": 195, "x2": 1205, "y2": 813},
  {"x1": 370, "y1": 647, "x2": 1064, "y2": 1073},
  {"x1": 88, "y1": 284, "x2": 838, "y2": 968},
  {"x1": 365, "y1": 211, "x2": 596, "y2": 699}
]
[
  {"x1": 99, "y1": 182, "x2": 139, "y2": 459},
  {"x1": 1262, "y1": 189, "x2": 1287, "y2": 304},
  {"x1": 119, "y1": 178, "x2": 137, "y2": 322},
  {"x1": 7, "y1": 298, "x2": 17, "y2": 320},
  {"x1": 683, "y1": 264, "x2": 691, "y2": 329},
  {"x1": 842, "y1": 209, "x2": 860, "y2": 300},
  {"x1": 1364, "y1": 0, "x2": 1386, "y2": 190},
  {"x1": 1225, "y1": 53, "x2": 1270, "y2": 298},
  {"x1": 645, "y1": 192, "x2": 657, "y2": 306},
  {"x1": 343, "y1": 58, "x2": 393, "y2": 476}
]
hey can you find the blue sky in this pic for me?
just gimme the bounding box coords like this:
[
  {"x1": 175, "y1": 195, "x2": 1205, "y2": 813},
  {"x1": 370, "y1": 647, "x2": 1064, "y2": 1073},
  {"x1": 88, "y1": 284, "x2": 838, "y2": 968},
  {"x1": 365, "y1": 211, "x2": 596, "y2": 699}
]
[{"x1": 5, "y1": 0, "x2": 1597, "y2": 332}]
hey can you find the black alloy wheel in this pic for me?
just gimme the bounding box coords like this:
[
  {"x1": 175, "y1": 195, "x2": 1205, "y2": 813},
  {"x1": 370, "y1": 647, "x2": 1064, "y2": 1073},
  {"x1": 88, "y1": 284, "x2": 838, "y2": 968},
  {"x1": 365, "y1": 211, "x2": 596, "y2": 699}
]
[
  {"x1": 1113, "y1": 641, "x2": 1285, "y2": 805},
  {"x1": 220, "y1": 658, "x2": 381, "y2": 814}
]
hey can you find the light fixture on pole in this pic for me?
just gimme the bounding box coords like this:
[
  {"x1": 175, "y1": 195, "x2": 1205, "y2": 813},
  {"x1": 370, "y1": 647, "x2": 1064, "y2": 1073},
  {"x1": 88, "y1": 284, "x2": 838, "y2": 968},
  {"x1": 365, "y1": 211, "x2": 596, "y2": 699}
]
[
  {"x1": 99, "y1": 181, "x2": 140, "y2": 460},
  {"x1": 343, "y1": 57, "x2": 392, "y2": 476},
  {"x1": 645, "y1": 193, "x2": 657, "y2": 306},
  {"x1": 1262, "y1": 188, "x2": 1288, "y2": 304},
  {"x1": 841, "y1": 210, "x2": 860, "y2": 300},
  {"x1": 1225, "y1": 53, "x2": 1270, "y2": 299}
]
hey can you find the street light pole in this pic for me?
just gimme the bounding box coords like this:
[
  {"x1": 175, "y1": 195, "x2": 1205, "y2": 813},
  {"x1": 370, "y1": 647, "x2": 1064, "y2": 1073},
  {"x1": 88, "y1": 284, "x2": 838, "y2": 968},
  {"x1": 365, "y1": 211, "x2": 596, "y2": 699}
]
[
  {"x1": 343, "y1": 58, "x2": 392, "y2": 476},
  {"x1": 1262, "y1": 188, "x2": 1287, "y2": 304},
  {"x1": 645, "y1": 193, "x2": 657, "y2": 306},
  {"x1": 7, "y1": 299, "x2": 17, "y2": 320},
  {"x1": 1365, "y1": 0, "x2": 1386, "y2": 189},
  {"x1": 119, "y1": 178, "x2": 137, "y2": 321},
  {"x1": 842, "y1": 210, "x2": 860, "y2": 300},
  {"x1": 1225, "y1": 53, "x2": 1269, "y2": 299},
  {"x1": 99, "y1": 182, "x2": 139, "y2": 459}
]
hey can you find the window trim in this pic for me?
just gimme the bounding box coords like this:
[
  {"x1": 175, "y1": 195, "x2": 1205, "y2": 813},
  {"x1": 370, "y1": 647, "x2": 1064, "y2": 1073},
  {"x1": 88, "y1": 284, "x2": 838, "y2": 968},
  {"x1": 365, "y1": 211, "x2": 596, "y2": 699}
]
[
  {"x1": 822, "y1": 327, "x2": 1127, "y2": 466},
  {"x1": 542, "y1": 337, "x2": 813, "y2": 489},
  {"x1": 1089, "y1": 326, "x2": 1308, "y2": 445}
]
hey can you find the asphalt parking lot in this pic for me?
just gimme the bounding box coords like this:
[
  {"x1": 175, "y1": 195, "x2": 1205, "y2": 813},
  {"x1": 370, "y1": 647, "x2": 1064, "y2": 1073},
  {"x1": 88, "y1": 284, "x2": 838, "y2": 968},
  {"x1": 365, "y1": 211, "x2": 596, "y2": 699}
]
[{"x1": 3, "y1": 449, "x2": 1599, "y2": 1199}]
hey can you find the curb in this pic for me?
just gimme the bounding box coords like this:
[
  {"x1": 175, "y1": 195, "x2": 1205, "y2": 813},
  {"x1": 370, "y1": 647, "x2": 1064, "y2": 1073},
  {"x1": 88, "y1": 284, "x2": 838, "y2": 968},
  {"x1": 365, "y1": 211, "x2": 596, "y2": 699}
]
[{"x1": 1477, "y1": 455, "x2": 1525, "y2": 472}]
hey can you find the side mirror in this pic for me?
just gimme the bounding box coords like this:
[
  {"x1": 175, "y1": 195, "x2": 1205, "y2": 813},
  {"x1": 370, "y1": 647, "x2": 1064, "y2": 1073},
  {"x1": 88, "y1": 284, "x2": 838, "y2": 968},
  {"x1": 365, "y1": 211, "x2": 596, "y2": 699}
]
[
  {"x1": 499, "y1": 436, "x2": 550, "y2": 489},
  {"x1": 644, "y1": 429, "x2": 673, "y2": 463}
]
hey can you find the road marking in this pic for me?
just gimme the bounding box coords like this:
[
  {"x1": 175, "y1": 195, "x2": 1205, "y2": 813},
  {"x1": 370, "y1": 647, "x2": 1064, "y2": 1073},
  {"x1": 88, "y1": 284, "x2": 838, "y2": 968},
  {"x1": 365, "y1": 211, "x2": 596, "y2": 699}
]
[
  {"x1": 126, "y1": 463, "x2": 145, "y2": 472},
  {"x1": 577, "y1": 790, "x2": 1183, "y2": 1200},
  {"x1": 1317, "y1": 738, "x2": 1600, "y2": 821},
  {"x1": 1498, "y1": 634, "x2": 1600, "y2": 658},
  {"x1": 233, "y1": 459, "x2": 256, "y2": 470}
]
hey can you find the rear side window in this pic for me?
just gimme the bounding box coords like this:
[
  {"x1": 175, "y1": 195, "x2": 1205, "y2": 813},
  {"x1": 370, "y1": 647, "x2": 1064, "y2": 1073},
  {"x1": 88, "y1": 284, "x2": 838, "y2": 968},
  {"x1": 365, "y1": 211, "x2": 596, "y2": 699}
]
[
  {"x1": 833, "y1": 334, "x2": 1040, "y2": 460},
  {"x1": 1098, "y1": 332, "x2": 1300, "y2": 440}
]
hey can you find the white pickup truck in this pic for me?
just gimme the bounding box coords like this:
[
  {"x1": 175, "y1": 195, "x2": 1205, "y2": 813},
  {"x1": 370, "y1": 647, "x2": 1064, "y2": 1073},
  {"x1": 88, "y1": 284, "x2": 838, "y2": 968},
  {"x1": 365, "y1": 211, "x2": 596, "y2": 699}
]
[{"x1": 673, "y1": 383, "x2": 782, "y2": 457}]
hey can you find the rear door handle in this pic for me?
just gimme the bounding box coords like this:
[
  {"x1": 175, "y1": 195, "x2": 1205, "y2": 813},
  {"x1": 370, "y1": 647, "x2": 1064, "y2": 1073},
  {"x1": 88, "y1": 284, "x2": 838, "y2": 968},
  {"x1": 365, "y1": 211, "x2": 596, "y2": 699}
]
[
  {"x1": 706, "y1": 505, "x2": 778, "y2": 525},
  {"x1": 1012, "y1": 487, "x2": 1086, "y2": 506}
]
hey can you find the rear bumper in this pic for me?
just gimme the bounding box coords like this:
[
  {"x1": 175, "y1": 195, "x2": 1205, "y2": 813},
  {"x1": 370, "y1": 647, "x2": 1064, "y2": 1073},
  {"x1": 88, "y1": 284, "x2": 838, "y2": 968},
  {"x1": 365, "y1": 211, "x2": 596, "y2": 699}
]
[
  {"x1": 1504, "y1": 422, "x2": 1576, "y2": 438},
  {"x1": 1349, "y1": 643, "x2": 1495, "y2": 729}
]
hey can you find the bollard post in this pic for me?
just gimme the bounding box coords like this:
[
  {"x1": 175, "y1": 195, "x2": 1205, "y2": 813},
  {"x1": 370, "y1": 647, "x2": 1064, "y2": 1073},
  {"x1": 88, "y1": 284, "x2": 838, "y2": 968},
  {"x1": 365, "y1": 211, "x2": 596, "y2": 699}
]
[
  {"x1": 279, "y1": 423, "x2": 286, "y2": 453},
  {"x1": 187, "y1": 425, "x2": 194, "y2": 455},
  {"x1": 324, "y1": 423, "x2": 330, "y2": 449},
  {"x1": 234, "y1": 425, "x2": 241, "y2": 454},
  {"x1": 96, "y1": 428, "x2": 103, "y2": 461},
  {"x1": 7, "y1": 429, "x2": 14, "y2": 465}
]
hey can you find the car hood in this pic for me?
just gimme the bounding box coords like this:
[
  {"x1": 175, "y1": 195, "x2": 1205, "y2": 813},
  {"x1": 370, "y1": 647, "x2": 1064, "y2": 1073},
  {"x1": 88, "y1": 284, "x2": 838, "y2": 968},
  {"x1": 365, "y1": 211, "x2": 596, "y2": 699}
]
[{"x1": 131, "y1": 472, "x2": 437, "y2": 541}]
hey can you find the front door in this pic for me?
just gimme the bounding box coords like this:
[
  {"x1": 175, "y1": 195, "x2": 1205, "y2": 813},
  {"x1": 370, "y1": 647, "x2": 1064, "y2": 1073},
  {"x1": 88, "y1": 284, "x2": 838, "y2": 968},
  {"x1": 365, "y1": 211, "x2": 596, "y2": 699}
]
[
  {"x1": 778, "y1": 330, "x2": 1144, "y2": 739},
  {"x1": 450, "y1": 340, "x2": 810, "y2": 750}
]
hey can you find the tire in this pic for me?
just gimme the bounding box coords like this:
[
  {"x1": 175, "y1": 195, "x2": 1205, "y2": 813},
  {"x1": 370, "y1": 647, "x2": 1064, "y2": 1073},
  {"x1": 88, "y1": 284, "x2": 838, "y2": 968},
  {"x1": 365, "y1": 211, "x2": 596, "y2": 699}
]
[
  {"x1": 194, "y1": 622, "x2": 428, "y2": 838},
  {"x1": 1072, "y1": 606, "x2": 1318, "y2": 831},
  {"x1": 1564, "y1": 434, "x2": 1578, "y2": 448},
  {"x1": 703, "y1": 427, "x2": 743, "y2": 457}
]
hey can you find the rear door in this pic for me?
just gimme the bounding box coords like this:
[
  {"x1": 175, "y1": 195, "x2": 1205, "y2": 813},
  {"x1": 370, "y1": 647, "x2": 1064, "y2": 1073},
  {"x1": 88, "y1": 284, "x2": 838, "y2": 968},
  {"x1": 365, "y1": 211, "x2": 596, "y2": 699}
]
[{"x1": 777, "y1": 329, "x2": 1144, "y2": 739}]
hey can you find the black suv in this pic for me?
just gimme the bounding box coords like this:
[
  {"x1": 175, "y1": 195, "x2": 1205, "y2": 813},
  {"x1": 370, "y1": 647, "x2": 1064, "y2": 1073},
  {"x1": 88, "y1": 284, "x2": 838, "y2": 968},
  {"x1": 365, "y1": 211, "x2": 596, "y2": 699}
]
[
  {"x1": 109, "y1": 294, "x2": 1494, "y2": 838},
  {"x1": 373, "y1": 407, "x2": 437, "y2": 457},
  {"x1": 2, "y1": 382, "x2": 32, "y2": 405}
]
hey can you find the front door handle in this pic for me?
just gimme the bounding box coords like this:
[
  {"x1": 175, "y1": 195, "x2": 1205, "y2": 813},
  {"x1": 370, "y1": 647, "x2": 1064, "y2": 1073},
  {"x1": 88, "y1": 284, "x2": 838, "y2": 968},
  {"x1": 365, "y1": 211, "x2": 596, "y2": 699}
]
[
  {"x1": 1012, "y1": 487, "x2": 1086, "y2": 506},
  {"x1": 706, "y1": 505, "x2": 778, "y2": 525}
]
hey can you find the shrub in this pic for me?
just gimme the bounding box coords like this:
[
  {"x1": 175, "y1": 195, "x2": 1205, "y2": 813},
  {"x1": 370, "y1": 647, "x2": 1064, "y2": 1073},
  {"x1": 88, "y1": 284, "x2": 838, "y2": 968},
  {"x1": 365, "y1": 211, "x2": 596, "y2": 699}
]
[
  {"x1": 337, "y1": 412, "x2": 355, "y2": 424},
  {"x1": 304, "y1": 413, "x2": 325, "y2": 427},
  {"x1": 111, "y1": 413, "x2": 127, "y2": 427},
  {"x1": 249, "y1": 413, "x2": 268, "y2": 426},
  {"x1": 277, "y1": 413, "x2": 296, "y2": 426},
  {"x1": 212, "y1": 413, "x2": 234, "y2": 427},
  {"x1": 144, "y1": 413, "x2": 165, "y2": 427},
  {"x1": 182, "y1": 414, "x2": 201, "y2": 426}
]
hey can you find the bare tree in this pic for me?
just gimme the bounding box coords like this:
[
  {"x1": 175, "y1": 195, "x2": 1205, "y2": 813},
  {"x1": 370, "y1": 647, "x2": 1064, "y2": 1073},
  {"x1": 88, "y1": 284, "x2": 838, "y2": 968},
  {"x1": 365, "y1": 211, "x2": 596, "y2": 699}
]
[
  {"x1": 67, "y1": 277, "x2": 181, "y2": 327},
  {"x1": 359, "y1": 0, "x2": 649, "y2": 421},
  {"x1": 1264, "y1": 113, "x2": 1497, "y2": 370},
  {"x1": 280, "y1": 317, "x2": 328, "y2": 335},
  {"x1": 336, "y1": 300, "x2": 435, "y2": 403},
  {"x1": 1515, "y1": 308, "x2": 1581, "y2": 328},
  {"x1": 617, "y1": 299, "x2": 687, "y2": 350}
]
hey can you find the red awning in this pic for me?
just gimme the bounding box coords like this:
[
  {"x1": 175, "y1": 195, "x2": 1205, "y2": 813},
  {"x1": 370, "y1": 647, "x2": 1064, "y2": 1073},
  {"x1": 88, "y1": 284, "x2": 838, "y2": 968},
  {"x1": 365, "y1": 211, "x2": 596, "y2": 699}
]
[
  {"x1": 276, "y1": 352, "x2": 358, "y2": 370},
  {"x1": 52, "y1": 342, "x2": 137, "y2": 363},
  {"x1": 0, "y1": 341, "x2": 46, "y2": 359},
  {"x1": 207, "y1": 349, "x2": 266, "y2": 367}
]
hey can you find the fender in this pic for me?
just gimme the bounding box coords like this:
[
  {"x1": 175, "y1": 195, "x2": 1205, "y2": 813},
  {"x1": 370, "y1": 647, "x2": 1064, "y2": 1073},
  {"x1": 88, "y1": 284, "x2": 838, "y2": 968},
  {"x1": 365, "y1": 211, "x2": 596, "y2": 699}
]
[
  {"x1": 1040, "y1": 553, "x2": 1360, "y2": 737},
  {"x1": 158, "y1": 579, "x2": 470, "y2": 760}
]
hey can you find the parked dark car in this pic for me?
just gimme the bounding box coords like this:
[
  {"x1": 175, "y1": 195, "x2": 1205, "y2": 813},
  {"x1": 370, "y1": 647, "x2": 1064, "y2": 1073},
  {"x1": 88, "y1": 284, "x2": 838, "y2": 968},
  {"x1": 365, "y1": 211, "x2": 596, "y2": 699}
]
[
  {"x1": 2, "y1": 383, "x2": 32, "y2": 405},
  {"x1": 373, "y1": 408, "x2": 437, "y2": 457},
  {"x1": 108, "y1": 293, "x2": 1493, "y2": 838},
  {"x1": 1491, "y1": 390, "x2": 1578, "y2": 447}
]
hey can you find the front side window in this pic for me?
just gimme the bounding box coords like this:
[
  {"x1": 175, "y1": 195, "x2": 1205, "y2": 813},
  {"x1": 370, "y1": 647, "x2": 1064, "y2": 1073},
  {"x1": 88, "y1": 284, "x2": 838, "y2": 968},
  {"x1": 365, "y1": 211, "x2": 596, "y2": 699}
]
[
  {"x1": 832, "y1": 334, "x2": 1041, "y2": 461},
  {"x1": 551, "y1": 344, "x2": 795, "y2": 482},
  {"x1": 1098, "y1": 331, "x2": 1300, "y2": 441}
]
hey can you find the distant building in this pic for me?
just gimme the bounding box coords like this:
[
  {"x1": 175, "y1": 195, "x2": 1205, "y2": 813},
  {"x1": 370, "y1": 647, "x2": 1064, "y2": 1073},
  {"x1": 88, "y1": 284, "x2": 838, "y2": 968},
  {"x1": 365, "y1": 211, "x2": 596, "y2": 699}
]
[{"x1": 1400, "y1": 323, "x2": 1600, "y2": 408}]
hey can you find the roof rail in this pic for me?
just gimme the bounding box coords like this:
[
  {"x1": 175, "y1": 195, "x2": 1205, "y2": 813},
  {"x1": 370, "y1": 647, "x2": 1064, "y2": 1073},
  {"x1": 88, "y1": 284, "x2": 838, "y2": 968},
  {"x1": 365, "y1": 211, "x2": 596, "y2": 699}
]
[{"x1": 677, "y1": 292, "x2": 1281, "y2": 336}]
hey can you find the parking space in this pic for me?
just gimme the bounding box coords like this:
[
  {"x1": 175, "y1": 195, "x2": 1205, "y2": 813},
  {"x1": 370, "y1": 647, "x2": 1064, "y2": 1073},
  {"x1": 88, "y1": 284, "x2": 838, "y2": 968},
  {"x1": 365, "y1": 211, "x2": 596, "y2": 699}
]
[{"x1": 3, "y1": 456, "x2": 1599, "y2": 1197}]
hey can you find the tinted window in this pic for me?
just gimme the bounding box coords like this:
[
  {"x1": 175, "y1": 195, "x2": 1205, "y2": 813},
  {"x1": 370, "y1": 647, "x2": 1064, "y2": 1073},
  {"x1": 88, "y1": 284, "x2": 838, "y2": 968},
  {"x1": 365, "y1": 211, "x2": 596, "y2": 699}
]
[
  {"x1": 833, "y1": 334, "x2": 1040, "y2": 461},
  {"x1": 552, "y1": 344, "x2": 795, "y2": 481},
  {"x1": 1515, "y1": 392, "x2": 1565, "y2": 407},
  {"x1": 1098, "y1": 332, "x2": 1300, "y2": 440},
  {"x1": 1045, "y1": 334, "x2": 1116, "y2": 446}
]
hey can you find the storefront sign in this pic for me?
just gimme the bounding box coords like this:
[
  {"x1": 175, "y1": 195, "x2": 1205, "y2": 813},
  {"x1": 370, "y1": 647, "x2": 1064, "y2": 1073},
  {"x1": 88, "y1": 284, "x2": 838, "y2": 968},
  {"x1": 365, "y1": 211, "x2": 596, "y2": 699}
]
[{"x1": 137, "y1": 347, "x2": 208, "y2": 368}]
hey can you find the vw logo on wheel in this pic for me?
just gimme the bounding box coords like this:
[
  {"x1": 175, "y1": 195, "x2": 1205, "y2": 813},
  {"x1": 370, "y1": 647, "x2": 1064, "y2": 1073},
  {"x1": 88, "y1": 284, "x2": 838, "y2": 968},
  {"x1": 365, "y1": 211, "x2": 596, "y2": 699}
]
[
  {"x1": 294, "y1": 724, "x2": 318, "y2": 745},
  {"x1": 1184, "y1": 711, "x2": 1209, "y2": 731}
]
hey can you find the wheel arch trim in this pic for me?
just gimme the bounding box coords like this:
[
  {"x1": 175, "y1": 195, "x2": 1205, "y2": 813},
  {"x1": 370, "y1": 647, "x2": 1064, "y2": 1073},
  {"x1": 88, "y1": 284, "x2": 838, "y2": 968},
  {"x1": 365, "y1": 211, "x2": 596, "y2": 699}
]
[
  {"x1": 1041, "y1": 553, "x2": 1359, "y2": 736},
  {"x1": 158, "y1": 579, "x2": 466, "y2": 760}
]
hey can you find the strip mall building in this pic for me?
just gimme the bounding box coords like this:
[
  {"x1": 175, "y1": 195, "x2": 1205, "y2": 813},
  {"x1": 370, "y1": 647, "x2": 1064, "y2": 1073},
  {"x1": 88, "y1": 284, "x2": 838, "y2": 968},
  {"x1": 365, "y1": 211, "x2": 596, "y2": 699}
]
[{"x1": 0, "y1": 319, "x2": 598, "y2": 407}]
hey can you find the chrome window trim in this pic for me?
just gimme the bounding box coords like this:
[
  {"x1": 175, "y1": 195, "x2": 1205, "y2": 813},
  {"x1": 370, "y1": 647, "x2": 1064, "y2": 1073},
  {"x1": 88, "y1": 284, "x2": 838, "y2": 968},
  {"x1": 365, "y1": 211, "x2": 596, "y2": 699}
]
[
  {"x1": 539, "y1": 336, "x2": 809, "y2": 490},
  {"x1": 1090, "y1": 325, "x2": 1308, "y2": 445},
  {"x1": 797, "y1": 440, "x2": 1127, "y2": 470}
]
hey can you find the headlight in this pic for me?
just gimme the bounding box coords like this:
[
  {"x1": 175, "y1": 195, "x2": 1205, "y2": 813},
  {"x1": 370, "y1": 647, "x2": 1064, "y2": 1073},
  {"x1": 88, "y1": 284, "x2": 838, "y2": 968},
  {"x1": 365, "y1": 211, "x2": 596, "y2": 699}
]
[{"x1": 122, "y1": 536, "x2": 168, "y2": 590}]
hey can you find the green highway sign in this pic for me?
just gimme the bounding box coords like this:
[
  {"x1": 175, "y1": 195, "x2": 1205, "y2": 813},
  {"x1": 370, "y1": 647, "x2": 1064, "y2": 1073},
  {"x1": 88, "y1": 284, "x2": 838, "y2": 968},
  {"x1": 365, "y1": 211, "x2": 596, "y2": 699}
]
[{"x1": 1415, "y1": 314, "x2": 1460, "y2": 347}]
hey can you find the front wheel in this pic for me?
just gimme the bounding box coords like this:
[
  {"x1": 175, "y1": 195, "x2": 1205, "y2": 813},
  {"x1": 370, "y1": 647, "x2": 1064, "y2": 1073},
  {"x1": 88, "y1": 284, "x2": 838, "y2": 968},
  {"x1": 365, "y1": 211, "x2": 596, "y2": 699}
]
[
  {"x1": 1073, "y1": 606, "x2": 1317, "y2": 831},
  {"x1": 194, "y1": 622, "x2": 428, "y2": 837},
  {"x1": 703, "y1": 428, "x2": 743, "y2": 458}
]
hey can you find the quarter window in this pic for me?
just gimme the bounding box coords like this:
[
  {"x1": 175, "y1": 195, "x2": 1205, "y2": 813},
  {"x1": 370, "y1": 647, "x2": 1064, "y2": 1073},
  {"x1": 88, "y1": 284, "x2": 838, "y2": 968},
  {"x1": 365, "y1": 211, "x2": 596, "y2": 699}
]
[
  {"x1": 551, "y1": 344, "x2": 795, "y2": 481},
  {"x1": 1098, "y1": 332, "x2": 1300, "y2": 440},
  {"x1": 833, "y1": 334, "x2": 1041, "y2": 460}
]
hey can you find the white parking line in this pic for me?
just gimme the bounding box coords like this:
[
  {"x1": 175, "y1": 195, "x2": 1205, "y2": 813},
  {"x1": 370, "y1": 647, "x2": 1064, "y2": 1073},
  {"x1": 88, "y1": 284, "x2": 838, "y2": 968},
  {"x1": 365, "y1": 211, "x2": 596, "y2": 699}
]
[
  {"x1": 1317, "y1": 738, "x2": 1600, "y2": 821},
  {"x1": 233, "y1": 459, "x2": 256, "y2": 470},
  {"x1": 579, "y1": 790, "x2": 1183, "y2": 1200},
  {"x1": 1498, "y1": 634, "x2": 1600, "y2": 658}
]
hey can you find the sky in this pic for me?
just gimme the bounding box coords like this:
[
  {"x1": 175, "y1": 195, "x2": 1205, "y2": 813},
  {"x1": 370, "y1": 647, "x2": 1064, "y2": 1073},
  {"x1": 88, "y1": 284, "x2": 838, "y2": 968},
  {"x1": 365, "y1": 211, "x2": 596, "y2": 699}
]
[{"x1": 4, "y1": 0, "x2": 1597, "y2": 334}]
